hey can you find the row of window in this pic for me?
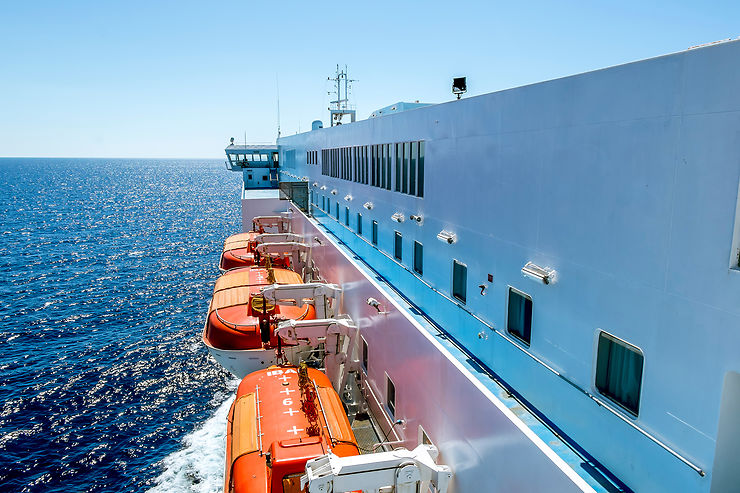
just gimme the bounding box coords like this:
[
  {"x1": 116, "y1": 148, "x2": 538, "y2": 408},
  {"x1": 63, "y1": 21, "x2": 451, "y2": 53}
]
[
  {"x1": 363, "y1": 302, "x2": 642, "y2": 422},
  {"x1": 307, "y1": 150, "x2": 318, "y2": 164},
  {"x1": 364, "y1": 328, "x2": 642, "y2": 425},
  {"x1": 316, "y1": 141, "x2": 425, "y2": 198},
  {"x1": 314, "y1": 191, "x2": 643, "y2": 417}
]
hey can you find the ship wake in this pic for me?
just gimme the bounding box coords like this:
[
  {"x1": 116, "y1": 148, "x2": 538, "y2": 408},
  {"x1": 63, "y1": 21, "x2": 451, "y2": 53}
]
[{"x1": 148, "y1": 383, "x2": 238, "y2": 493}]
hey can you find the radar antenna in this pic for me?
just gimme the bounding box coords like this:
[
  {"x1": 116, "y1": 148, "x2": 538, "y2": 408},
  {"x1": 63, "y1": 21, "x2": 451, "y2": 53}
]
[{"x1": 327, "y1": 64, "x2": 357, "y2": 127}]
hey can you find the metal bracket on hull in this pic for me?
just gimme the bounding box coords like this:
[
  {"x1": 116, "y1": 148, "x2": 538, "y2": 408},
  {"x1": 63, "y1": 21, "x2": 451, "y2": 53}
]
[
  {"x1": 275, "y1": 317, "x2": 357, "y2": 395},
  {"x1": 252, "y1": 213, "x2": 292, "y2": 233},
  {"x1": 255, "y1": 241, "x2": 312, "y2": 279},
  {"x1": 253, "y1": 232, "x2": 304, "y2": 245},
  {"x1": 260, "y1": 282, "x2": 342, "y2": 319},
  {"x1": 302, "y1": 444, "x2": 452, "y2": 493}
]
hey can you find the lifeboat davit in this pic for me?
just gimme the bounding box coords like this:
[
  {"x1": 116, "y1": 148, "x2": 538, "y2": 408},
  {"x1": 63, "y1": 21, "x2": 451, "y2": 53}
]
[
  {"x1": 225, "y1": 364, "x2": 360, "y2": 493},
  {"x1": 203, "y1": 266, "x2": 317, "y2": 377}
]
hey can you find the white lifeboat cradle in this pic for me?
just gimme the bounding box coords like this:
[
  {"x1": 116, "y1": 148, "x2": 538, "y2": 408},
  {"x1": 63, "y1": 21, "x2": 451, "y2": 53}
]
[{"x1": 272, "y1": 307, "x2": 453, "y2": 493}]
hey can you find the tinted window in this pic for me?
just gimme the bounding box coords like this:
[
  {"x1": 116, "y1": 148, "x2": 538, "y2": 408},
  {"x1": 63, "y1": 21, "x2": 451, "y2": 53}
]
[
  {"x1": 372, "y1": 221, "x2": 378, "y2": 246},
  {"x1": 361, "y1": 338, "x2": 368, "y2": 372},
  {"x1": 507, "y1": 288, "x2": 532, "y2": 345},
  {"x1": 596, "y1": 332, "x2": 644, "y2": 415},
  {"x1": 452, "y1": 260, "x2": 467, "y2": 303},
  {"x1": 394, "y1": 231, "x2": 402, "y2": 261},
  {"x1": 413, "y1": 241, "x2": 423, "y2": 275},
  {"x1": 386, "y1": 376, "x2": 396, "y2": 417}
]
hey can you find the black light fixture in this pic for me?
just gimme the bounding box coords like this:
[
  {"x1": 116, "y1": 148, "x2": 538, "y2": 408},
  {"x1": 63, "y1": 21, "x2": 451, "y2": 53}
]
[{"x1": 452, "y1": 77, "x2": 467, "y2": 99}]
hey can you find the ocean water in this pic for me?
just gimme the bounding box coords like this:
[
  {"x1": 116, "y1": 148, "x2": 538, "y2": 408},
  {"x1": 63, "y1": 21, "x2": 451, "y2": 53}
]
[{"x1": 0, "y1": 158, "x2": 242, "y2": 492}]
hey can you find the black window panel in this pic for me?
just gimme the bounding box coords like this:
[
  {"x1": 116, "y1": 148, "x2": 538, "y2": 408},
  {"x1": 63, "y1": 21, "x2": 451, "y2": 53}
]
[
  {"x1": 413, "y1": 241, "x2": 423, "y2": 275},
  {"x1": 386, "y1": 376, "x2": 396, "y2": 417},
  {"x1": 596, "y1": 333, "x2": 644, "y2": 415},
  {"x1": 395, "y1": 143, "x2": 401, "y2": 192},
  {"x1": 402, "y1": 142, "x2": 409, "y2": 194},
  {"x1": 335, "y1": 202, "x2": 339, "y2": 220},
  {"x1": 357, "y1": 213, "x2": 362, "y2": 235},
  {"x1": 380, "y1": 144, "x2": 387, "y2": 188},
  {"x1": 372, "y1": 220, "x2": 378, "y2": 246},
  {"x1": 507, "y1": 288, "x2": 532, "y2": 345},
  {"x1": 409, "y1": 141, "x2": 417, "y2": 196},
  {"x1": 418, "y1": 142, "x2": 425, "y2": 197},
  {"x1": 452, "y1": 260, "x2": 467, "y2": 303},
  {"x1": 394, "y1": 231, "x2": 402, "y2": 261},
  {"x1": 385, "y1": 144, "x2": 392, "y2": 190},
  {"x1": 361, "y1": 338, "x2": 368, "y2": 371},
  {"x1": 345, "y1": 207, "x2": 349, "y2": 226}
]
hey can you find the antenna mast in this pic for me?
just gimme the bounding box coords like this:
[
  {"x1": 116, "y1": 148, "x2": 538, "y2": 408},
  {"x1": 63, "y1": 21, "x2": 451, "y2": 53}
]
[
  {"x1": 327, "y1": 64, "x2": 357, "y2": 127},
  {"x1": 276, "y1": 74, "x2": 281, "y2": 140}
]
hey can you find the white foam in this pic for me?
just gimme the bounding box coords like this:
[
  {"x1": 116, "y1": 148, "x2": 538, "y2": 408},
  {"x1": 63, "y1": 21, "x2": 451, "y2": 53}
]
[{"x1": 148, "y1": 382, "x2": 238, "y2": 493}]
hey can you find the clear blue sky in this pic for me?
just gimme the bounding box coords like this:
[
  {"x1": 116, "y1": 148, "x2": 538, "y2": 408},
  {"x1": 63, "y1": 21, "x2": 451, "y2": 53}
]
[{"x1": 1, "y1": 1, "x2": 738, "y2": 158}]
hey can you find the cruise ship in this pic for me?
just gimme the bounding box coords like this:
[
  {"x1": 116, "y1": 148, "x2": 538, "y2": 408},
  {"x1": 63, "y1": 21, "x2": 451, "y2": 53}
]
[{"x1": 211, "y1": 41, "x2": 740, "y2": 492}]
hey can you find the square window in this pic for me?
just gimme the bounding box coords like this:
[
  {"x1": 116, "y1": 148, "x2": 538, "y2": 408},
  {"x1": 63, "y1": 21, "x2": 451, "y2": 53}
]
[
  {"x1": 452, "y1": 260, "x2": 467, "y2": 303},
  {"x1": 357, "y1": 213, "x2": 362, "y2": 235},
  {"x1": 595, "y1": 332, "x2": 644, "y2": 416},
  {"x1": 413, "y1": 241, "x2": 423, "y2": 275},
  {"x1": 361, "y1": 337, "x2": 368, "y2": 372},
  {"x1": 372, "y1": 221, "x2": 378, "y2": 246},
  {"x1": 394, "y1": 231, "x2": 402, "y2": 261},
  {"x1": 386, "y1": 375, "x2": 396, "y2": 418},
  {"x1": 507, "y1": 288, "x2": 532, "y2": 345}
]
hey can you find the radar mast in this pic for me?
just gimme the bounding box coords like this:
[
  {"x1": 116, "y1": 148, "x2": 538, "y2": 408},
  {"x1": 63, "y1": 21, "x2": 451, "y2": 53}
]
[{"x1": 328, "y1": 65, "x2": 356, "y2": 126}]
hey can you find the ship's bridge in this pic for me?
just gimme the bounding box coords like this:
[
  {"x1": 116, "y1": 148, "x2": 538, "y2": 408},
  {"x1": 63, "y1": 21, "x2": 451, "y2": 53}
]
[{"x1": 225, "y1": 143, "x2": 279, "y2": 189}]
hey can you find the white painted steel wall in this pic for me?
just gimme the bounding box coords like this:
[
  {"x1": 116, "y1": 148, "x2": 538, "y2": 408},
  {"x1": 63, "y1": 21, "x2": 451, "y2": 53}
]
[{"x1": 277, "y1": 40, "x2": 740, "y2": 491}]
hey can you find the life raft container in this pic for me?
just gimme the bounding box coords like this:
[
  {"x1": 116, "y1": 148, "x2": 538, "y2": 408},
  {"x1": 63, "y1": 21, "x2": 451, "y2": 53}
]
[
  {"x1": 224, "y1": 364, "x2": 360, "y2": 493},
  {"x1": 204, "y1": 267, "x2": 316, "y2": 351}
]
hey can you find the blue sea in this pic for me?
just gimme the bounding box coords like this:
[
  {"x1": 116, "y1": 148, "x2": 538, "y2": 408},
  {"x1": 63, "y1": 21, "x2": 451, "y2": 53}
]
[{"x1": 0, "y1": 158, "x2": 242, "y2": 492}]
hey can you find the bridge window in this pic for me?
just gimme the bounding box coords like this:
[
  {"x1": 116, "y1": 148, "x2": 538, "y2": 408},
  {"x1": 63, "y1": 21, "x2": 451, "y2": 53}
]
[
  {"x1": 335, "y1": 202, "x2": 339, "y2": 220},
  {"x1": 452, "y1": 260, "x2": 467, "y2": 303},
  {"x1": 507, "y1": 288, "x2": 532, "y2": 345},
  {"x1": 372, "y1": 221, "x2": 378, "y2": 246},
  {"x1": 596, "y1": 332, "x2": 643, "y2": 416},
  {"x1": 345, "y1": 207, "x2": 350, "y2": 226},
  {"x1": 357, "y1": 213, "x2": 362, "y2": 235}
]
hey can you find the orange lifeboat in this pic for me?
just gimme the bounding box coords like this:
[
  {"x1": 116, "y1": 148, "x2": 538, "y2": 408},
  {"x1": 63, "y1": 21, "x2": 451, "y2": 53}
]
[
  {"x1": 225, "y1": 364, "x2": 360, "y2": 493},
  {"x1": 220, "y1": 232, "x2": 258, "y2": 271},
  {"x1": 220, "y1": 232, "x2": 292, "y2": 271},
  {"x1": 204, "y1": 266, "x2": 316, "y2": 351}
]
